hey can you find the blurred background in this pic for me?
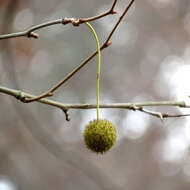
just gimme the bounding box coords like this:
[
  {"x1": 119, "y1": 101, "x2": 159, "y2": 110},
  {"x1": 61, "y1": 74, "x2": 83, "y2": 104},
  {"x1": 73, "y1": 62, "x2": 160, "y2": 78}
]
[{"x1": 1, "y1": 0, "x2": 190, "y2": 189}]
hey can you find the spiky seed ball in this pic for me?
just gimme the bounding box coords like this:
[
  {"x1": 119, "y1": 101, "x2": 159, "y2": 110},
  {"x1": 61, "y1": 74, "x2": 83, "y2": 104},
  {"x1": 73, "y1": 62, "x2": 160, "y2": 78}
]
[{"x1": 84, "y1": 119, "x2": 117, "y2": 153}]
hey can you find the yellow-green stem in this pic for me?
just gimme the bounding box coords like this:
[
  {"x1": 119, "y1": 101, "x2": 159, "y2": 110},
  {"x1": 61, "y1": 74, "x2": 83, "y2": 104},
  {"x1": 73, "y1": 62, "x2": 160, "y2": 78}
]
[{"x1": 85, "y1": 22, "x2": 101, "y2": 120}]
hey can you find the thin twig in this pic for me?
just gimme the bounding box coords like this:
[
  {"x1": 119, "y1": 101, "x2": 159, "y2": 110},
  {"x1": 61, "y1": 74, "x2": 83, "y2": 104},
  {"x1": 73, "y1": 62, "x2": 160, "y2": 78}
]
[
  {"x1": 162, "y1": 113, "x2": 190, "y2": 118},
  {"x1": 105, "y1": 0, "x2": 135, "y2": 45},
  {"x1": 136, "y1": 107, "x2": 165, "y2": 123},
  {"x1": 78, "y1": 0, "x2": 118, "y2": 23},
  {"x1": 0, "y1": 19, "x2": 62, "y2": 40},
  {"x1": 22, "y1": 0, "x2": 135, "y2": 103},
  {"x1": 135, "y1": 107, "x2": 190, "y2": 124},
  {"x1": 0, "y1": 0, "x2": 118, "y2": 40}
]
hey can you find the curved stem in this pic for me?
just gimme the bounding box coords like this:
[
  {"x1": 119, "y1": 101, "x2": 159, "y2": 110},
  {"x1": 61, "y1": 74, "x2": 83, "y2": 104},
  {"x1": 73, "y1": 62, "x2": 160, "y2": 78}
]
[{"x1": 85, "y1": 22, "x2": 101, "y2": 120}]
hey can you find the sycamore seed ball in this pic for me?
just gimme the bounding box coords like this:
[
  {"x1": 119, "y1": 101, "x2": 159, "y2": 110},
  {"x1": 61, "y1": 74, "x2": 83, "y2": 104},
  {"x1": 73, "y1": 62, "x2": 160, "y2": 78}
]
[{"x1": 84, "y1": 119, "x2": 117, "y2": 153}]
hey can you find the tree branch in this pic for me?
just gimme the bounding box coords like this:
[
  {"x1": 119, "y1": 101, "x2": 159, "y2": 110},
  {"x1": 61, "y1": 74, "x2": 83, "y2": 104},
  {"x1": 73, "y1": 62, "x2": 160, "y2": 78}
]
[{"x1": 1, "y1": 85, "x2": 190, "y2": 120}]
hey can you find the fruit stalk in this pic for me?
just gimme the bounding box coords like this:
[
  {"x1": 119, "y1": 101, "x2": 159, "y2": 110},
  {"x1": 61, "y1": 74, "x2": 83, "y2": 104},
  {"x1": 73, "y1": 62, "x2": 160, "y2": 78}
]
[{"x1": 85, "y1": 22, "x2": 101, "y2": 120}]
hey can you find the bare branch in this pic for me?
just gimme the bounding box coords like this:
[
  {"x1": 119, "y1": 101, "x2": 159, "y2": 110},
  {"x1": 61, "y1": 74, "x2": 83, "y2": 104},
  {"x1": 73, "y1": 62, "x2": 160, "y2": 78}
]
[
  {"x1": 1, "y1": 85, "x2": 190, "y2": 121},
  {"x1": 104, "y1": 0, "x2": 135, "y2": 45},
  {"x1": 0, "y1": 19, "x2": 62, "y2": 40},
  {"x1": 162, "y1": 113, "x2": 190, "y2": 118},
  {"x1": 134, "y1": 107, "x2": 190, "y2": 121},
  {"x1": 1, "y1": 85, "x2": 189, "y2": 111},
  {"x1": 0, "y1": 0, "x2": 118, "y2": 40},
  {"x1": 23, "y1": 0, "x2": 135, "y2": 103},
  {"x1": 136, "y1": 107, "x2": 165, "y2": 123},
  {"x1": 78, "y1": 0, "x2": 118, "y2": 23}
]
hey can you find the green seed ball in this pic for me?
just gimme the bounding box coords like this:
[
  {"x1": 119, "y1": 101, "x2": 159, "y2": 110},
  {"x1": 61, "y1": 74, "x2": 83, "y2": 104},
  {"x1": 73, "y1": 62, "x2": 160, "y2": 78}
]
[{"x1": 84, "y1": 119, "x2": 117, "y2": 153}]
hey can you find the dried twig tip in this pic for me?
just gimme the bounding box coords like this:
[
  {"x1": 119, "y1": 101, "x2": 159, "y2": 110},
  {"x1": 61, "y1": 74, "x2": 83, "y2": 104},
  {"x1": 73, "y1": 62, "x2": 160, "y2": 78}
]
[
  {"x1": 48, "y1": 92, "x2": 54, "y2": 96},
  {"x1": 63, "y1": 109, "x2": 70, "y2": 121},
  {"x1": 111, "y1": 10, "x2": 117, "y2": 14},
  {"x1": 106, "y1": 41, "x2": 112, "y2": 47},
  {"x1": 28, "y1": 32, "x2": 39, "y2": 39}
]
